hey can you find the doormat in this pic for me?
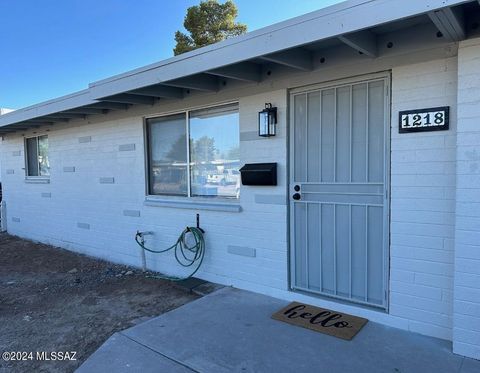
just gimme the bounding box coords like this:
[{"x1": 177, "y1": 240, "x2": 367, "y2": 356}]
[{"x1": 272, "y1": 302, "x2": 368, "y2": 340}]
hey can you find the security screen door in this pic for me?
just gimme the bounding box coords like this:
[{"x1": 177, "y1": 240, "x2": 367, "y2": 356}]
[{"x1": 290, "y1": 75, "x2": 390, "y2": 309}]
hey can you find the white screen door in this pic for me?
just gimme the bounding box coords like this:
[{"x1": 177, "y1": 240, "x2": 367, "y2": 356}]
[{"x1": 289, "y1": 75, "x2": 390, "y2": 309}]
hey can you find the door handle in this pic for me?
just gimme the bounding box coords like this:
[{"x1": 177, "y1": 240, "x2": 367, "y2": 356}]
[{"x1": 292, "y1": 193, "x2": 301, "y2": 200}]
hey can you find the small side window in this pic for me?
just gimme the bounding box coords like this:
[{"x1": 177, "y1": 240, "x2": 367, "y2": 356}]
[{"x1": 25, "y1": 135, "x2": 50, "y2": 177}]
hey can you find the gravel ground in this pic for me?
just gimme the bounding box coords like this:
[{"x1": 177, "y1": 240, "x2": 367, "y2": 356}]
[{"x1": 0, "y1": 234, "x2": 200, "y2": 373}]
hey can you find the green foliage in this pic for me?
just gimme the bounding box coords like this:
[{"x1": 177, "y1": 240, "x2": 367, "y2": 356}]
[
  {"x1": 192, "y1": 136, "x2": 216, "y2": 162},
  {"x1": 174, "y1": 0, "x2": 247, "y2": 56},
  {"x1": 166, "y1": 135, "x2": 187, "y2": 162}
]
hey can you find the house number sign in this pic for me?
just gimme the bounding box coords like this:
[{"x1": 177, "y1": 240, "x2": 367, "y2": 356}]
[{"x1": 399, "y1": 106, "x2": 449, "y2": 133}]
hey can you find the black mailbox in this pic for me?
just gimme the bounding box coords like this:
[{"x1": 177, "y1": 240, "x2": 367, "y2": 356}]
[{"x1": 239, "y1": 163, "x2": 277, "y2": 186}]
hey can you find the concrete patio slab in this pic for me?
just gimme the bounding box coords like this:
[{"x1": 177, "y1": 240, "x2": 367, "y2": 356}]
[
  {"x1": 77, "y1": 287, "x2": 480, "y2": 373},
  {"x1": 76, "y1": 332, "x2": 194, "y2": 373}
]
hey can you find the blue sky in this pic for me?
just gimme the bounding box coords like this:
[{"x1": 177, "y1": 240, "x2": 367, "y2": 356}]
[{"x1": 0, "y1": 0, "x2": 342, "y2": 109}]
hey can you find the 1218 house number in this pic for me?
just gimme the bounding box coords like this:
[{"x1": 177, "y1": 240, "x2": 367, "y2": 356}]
[{"x1": 399, "y1": 106, "x2": 449, "y2": 133}]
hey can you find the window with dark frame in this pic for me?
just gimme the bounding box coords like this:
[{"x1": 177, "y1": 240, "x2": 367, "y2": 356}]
[
  {"x1": 147, "y1": 103, "x2": 240, "y2": 199},
  {"x1": 25, "y1": 135, "x2": 50, "y2": 177}
]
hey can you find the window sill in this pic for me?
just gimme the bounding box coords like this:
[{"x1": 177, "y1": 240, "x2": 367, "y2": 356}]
[
  {"x1": 144, "y1": 197, "x2": 242, "y2": 212},
  {"x1": 25, "y1": 178, "x2": 50, "y2": 184}
]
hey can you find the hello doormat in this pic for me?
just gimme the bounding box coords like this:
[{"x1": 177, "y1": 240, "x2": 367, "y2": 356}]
[{"x1": 272, "y1": 302, "x2": 368, "y2": 340}]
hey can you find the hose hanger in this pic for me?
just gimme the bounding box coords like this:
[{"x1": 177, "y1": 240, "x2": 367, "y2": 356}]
[{"x1": 135, "y1": 214, "x2": 205, "y2": 281}]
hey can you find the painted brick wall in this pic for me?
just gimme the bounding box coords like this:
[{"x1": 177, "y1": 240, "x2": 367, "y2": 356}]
[
  {"x1": 390, "y1": 57, "x2": 458, "y2": 340},
  {"x1": 453, "y1": 38, "x2": 480, "y2": 360},
  {"x1": 0, "y1": 89, "x2": 290, "y2": 295}
]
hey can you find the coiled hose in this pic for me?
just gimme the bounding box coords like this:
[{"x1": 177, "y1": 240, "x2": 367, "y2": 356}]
[{"x1": 134, "y1": 227, "x2": 205, "y2": 281}]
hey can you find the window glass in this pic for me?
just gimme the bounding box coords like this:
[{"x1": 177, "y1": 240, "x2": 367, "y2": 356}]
[
  {"x1": 26, "y1": 135, "x2": 49, "y2": 177},
  {"x1": 26, "y1": 137, "x2": 39, "y2": 176},
  {"x1": 147, "y1": 113, "x2": 188, "y2": 196},
  {"x1": 189, "y1": 104, "x2": 240, "y2": 198},
  {"x1": 38, "y1": 135, "x2": 50, "y2": 176}
]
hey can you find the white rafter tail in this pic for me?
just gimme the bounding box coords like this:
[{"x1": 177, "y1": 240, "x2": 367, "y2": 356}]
[
  {"x1": 338, "y1": 30, "x2": 377, "y2": 57},
  {"x1": 260, "y1": 48, "x2": 313, "y2": 71},
  {"x1": 207, "y1": 62, "x2": 262, "y2": 83},
  {"x1": 163, "y1": 74, "x2": 220, "y2": 92},
  {"x1": 428, "y1": 7, "x2": 466, "y2": 42},
  {"x1": 129, "y1": 85, "x2": 184, "y2": 99},
  {"x1": 100, "y1": 94, "x2": 156, "y2": 106}
]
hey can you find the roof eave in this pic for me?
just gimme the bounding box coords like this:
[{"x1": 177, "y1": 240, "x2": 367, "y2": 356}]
[{"x1": 0, "y1": 0, "x2": 472, "y2": 128}]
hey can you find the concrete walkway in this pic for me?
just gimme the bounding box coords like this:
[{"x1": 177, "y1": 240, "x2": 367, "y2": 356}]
[{"x1": 77, "y1": 287, "x2": 480, "y2": 373}]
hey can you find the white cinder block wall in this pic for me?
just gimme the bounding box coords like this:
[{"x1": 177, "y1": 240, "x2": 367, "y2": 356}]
[
  {"x1": 0, "y1": 89, "x2": 290, "y2": 295},
  {"x1": 2, "y1": 46, "x2": 479, "y2": 358},
  {"x1": 454, "y1": 38, "x2": 480, "y2": 360},
  {"x1": 390, "y1": 58, "x2": 458, "y2": 341}
]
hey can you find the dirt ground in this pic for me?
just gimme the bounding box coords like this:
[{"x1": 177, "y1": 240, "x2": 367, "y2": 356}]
[{"x1": 0, "y1": 234, "x2": 200, "y2": 373}]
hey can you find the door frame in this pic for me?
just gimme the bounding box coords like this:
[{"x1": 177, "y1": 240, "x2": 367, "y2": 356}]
[{"x1": 287, "y1": 71, "x2": 392, "y2": 311}]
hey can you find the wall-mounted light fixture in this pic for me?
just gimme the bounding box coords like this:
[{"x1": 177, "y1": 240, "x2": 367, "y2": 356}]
[{"x1": 258, "y1": 103, "x2": 277, "y2": 137}]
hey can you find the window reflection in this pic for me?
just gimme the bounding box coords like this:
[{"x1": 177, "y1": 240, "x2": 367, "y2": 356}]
[
  {"x1": 190, "y1": 104, "x2": 240, "y2": 198},
  {"x1": 147, "y1": 114, "x2": 188, "y2": 196},
  {"x1": 146, "y1": 104, "x2": 240, "y2": 199}
]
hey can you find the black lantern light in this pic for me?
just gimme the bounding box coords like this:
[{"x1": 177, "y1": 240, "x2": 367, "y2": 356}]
[{"x1": 258, "y1": 103, "x2": 277, "y2": 137}]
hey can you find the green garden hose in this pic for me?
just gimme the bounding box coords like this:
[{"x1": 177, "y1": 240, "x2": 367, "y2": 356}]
[{"x1": 134, "y1": 227, "x2": 205, "y2": 282}]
